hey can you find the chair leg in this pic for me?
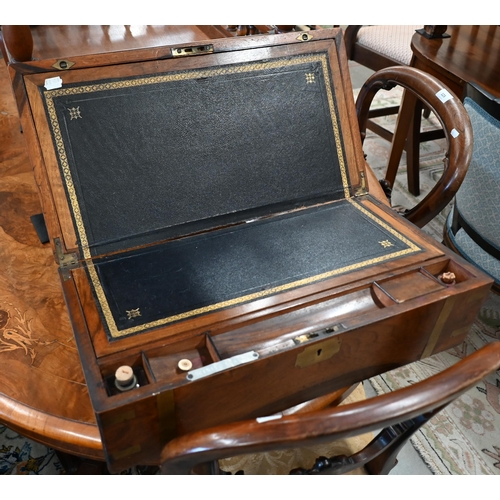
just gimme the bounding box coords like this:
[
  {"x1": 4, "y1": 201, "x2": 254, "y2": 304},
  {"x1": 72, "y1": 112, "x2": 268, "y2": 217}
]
[
  {"x1": 407, "y1": 99, "x2": 423, "y2": 196},
  {"x1": 386, "y1": 90, "x2": 418, "y2": 188},
  {"x1": 363, "y1": 409, "x2": 442, "y2": 475}
]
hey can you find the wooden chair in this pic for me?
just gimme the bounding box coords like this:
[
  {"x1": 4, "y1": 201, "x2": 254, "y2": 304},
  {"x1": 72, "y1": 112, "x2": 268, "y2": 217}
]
[
  {"x1": 444, "y1": 82, "x2": 500, "y2": 293},
  {"x1": 356, "y1": 66, "x2": 472, "y2": 228},
  {"x1": 160, "y1": 342, "x2": 500, "y2": 474},
  {"x1": 344, "y1": 25, "x2": 445, "y2": 196}
]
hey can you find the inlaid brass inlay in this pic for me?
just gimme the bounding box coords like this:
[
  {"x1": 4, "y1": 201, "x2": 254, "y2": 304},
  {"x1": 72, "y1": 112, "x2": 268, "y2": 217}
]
[
  {"x1": 295, "y1": 337, "x2": 342, "y2": 368},
  {"x1": 297, "y1": 32, "x2": 313, "y2": 42},
  {"x1": 379, "y1": 240, "x2": 394, "y2": 248},
  {"x1": 52, "y1": 59, "x2": 75, "y2": 71},
  {"x1": 171, "y1": 44, "x2": 214, "y2": 57},
  {"x1": 101, "y1": 409, "x2": 136, "y2": 426},
  {"x1": 422, "y1": 296, "x2": 458, "y2": 358},
  {"x1": 305, "y1": 72, "x2": 316, "y2": 84},
  {"x1": 126, "y1": 308, "x2": 141, "y2": 320},
  {"x1": 111, "y1": 444, "x2": 141, "y2": 460},
  {"x1": 68, "y1": 107, "x2": 82, "y2": 120}
]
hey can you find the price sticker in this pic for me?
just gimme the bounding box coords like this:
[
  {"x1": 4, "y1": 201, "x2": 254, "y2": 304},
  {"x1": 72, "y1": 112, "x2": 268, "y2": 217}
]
[
  {"x1": 44, "y1": 77, "x2": 63, "y2": 90},
  {"x1": 436, "y1": 88, "x2": 453, "y2": 103}
]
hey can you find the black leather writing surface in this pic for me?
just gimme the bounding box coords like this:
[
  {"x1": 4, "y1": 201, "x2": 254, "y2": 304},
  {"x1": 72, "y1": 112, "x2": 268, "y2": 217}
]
[
  {"x1": 87, "y1": 200, "x2": 421, "y2": 339},
  {"x1": 43, "y1": 53, "x2": 351, "y2": 256}
]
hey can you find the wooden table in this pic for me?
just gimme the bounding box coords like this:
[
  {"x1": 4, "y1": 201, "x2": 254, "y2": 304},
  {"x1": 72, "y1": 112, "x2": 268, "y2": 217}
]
[
  {"x1": 387, "y1": 25, "x2": 500, "y2": 194},
  {"x1": 0, "y1": 57, "x2": 104, "y2": 461},
  {"x1": 410, "y1": 25, "x2": 500, "y2": 99}
]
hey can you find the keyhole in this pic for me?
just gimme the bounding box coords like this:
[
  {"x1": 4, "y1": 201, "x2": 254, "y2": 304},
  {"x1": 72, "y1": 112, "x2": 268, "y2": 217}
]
[{"x1": 317, "y1": 349, "x2": 322, "y2": 356}]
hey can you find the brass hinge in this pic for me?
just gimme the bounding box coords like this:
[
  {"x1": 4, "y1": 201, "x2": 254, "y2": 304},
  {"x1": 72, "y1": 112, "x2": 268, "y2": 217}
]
[
  {"x1": 54, "y1": 238, "x2": 79, "y2": 279},
  {"x1": 171, "y1": 44, "x2": 214, "y2": 58},
  {"x1": 355, "y1": 171, "x2": 368, "y2": 196}
]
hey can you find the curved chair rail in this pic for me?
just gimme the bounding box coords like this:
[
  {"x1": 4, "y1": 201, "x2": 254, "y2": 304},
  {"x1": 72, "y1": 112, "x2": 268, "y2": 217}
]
[
  {"x1": 160, "y1": 342, "x2": 500, "y2": 475},
  {"x1": 356, "y1": 66, "x2": 473, "y2": 228}
]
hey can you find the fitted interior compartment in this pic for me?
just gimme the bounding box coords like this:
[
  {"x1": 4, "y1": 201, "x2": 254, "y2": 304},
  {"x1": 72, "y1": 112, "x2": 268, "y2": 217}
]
[
  {"x1": 144, "y1": 334, "x2": 221, "y2": 386},
  {"x1": 212, "y1": 285, "x2": 388, "y2": 359},
  {"x1": 423, "y1": 259, "x2": 477, "y2": 284},
  {"x1": 374, "y1": 269, "x2": 445, "y2": 304},
  {"x1": 101, "y1": 352, "x2": 153, "y2": 396},
  {"x1": 372, "y1": 259, "x2": 476, "y2": 305}
]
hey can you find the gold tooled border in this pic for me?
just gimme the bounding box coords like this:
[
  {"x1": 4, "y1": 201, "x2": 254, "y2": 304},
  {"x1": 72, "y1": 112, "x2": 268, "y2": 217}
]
[
  {"x1": 88, "y1": 198, "x2": 420, "y2": 338},
  {"x1": 44, "y1": 53, "x2": 420, "y2": 338}
]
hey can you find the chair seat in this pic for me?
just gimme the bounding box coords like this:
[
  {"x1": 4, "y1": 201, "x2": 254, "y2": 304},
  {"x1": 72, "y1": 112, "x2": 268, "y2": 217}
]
[
  {"x1": 446, "y1": 209, "x2": 500, "y2": 286},
  {"x1": 356, "y1": 26, "x2": 421, "y2": 66}
]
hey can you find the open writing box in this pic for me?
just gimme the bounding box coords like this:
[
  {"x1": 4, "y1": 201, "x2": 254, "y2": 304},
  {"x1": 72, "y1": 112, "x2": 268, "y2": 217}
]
[{"x1": 23, "y1": 29, "x2": 492, "y2": 472}]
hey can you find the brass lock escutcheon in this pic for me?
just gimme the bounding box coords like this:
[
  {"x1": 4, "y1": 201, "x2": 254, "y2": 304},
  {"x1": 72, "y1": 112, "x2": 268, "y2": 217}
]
[
  {"x1": 52, "y1": 59, "x2": 75, "y2": 70},
  {"x1": 297, "y1": 32, "x2": 313, "y2": 42},
  {"x1": 295, "y1": 337, "x2": 342, "y2": 368}
]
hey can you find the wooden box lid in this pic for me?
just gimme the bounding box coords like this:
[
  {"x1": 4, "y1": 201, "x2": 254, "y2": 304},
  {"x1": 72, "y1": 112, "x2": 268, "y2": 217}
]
[
  {"x1": 24, "y1": 29, "x2": 441, "y2": 343},
  {"x1": 25, "y1": 29, "x2": 365, "y2": 258}
]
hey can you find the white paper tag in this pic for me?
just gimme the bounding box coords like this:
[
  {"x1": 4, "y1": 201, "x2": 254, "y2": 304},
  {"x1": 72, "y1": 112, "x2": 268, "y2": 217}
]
[
  {"x1": 186, "y1": 351, "x2": 259, "y2": 381},
  {"x1": 44, "y1": 76, "x2": 63, "y2": 90},
  {"x1": 256, "y1": 413, "x2": 283, "y2": 423},
  {"x1": 451, "y1": 128, "x2": 460, "y2": 138},
  {"x1": 436, "y1": 88, "x2": 453, "y2": 103}
]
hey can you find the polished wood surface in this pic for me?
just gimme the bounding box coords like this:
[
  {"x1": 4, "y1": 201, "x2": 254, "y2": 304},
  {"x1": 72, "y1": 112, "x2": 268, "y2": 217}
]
[
  {"x1": 2, "y1": 25, "x2": 225, "y2": 62},
  {"x1": 0, "y1": 57, "x2": 104, "y2": 459},
  {"x1": 1, "y1": 25, "x2": 317, "y2": 64},
  {"x1": 387, "y1": 26, "x2": 500, "y2": 189},
  {"x1": 411, "y1": 25, "x2": 500, "y2": 98},
  {"x1": 160, "y1": 342, "x2": 500, "y2": 474},
  {"x1": 1, "y1": 25, "x2": 33, "y2": 62}
]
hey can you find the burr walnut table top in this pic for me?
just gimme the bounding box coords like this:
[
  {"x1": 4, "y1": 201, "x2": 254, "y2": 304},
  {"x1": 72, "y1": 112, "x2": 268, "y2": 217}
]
[{"x1": 0, "y1": 57, "x2": 103, "y2": 459}]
